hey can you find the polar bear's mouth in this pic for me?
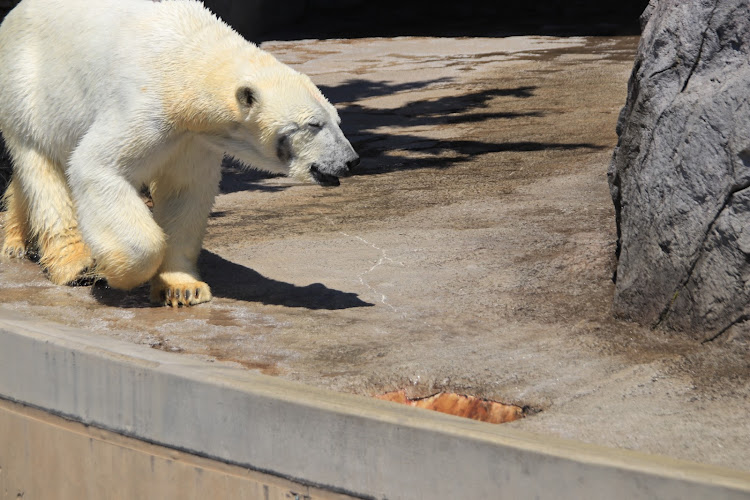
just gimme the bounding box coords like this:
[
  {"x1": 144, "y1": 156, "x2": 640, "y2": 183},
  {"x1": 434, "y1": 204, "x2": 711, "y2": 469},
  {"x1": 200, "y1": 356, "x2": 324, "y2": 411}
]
[{"x1": 310, "y1": 165, "x2": 340, "y2": 187}]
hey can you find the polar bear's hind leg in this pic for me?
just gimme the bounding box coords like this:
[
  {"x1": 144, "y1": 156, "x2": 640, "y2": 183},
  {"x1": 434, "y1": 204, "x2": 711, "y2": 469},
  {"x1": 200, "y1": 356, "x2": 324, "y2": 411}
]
[
  {"x1": 2, "y1": 175, "x2": 29, "y2": 259},
  {"x1": 4, "y1": 141, "x2": 93, "y2": 284}
]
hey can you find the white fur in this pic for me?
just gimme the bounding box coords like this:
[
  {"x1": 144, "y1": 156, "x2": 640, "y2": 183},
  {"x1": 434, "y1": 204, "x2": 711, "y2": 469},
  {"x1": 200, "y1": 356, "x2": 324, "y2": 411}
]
[{"x1": 0, "y1": 0, "x2": 357, "y2": 305}]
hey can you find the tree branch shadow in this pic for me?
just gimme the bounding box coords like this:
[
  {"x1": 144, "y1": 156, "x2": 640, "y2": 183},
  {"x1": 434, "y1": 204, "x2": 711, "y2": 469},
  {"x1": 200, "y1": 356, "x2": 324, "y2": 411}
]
[{"x1": 316, "y1": 79, "x2": 604, "y2": 176}]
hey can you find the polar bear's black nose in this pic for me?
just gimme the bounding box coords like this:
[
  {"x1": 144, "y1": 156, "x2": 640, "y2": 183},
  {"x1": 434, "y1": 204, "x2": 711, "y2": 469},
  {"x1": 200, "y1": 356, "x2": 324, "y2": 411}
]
[{"x1": 346, "y1": 156, "x2": 360, "y2": 171}]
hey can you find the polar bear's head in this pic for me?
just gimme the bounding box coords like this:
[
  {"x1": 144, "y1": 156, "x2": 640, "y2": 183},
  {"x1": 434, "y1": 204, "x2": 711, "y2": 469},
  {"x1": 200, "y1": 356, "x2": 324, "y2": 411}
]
[{"x1": 211, "y1": 68, "x2": 359, "y2": 187}]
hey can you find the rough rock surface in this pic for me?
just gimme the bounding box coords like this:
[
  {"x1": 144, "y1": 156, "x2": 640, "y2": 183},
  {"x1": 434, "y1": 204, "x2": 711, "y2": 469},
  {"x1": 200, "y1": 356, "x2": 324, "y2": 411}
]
[{"x1": 609, "y1": 0, "x2": 750, "y2": 341}]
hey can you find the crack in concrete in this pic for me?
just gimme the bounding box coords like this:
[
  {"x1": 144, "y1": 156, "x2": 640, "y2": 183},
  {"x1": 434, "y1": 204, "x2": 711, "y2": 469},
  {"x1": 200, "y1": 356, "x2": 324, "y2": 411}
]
[
  {"x1": 321, "y1": 215, "x2": 404, "y2": 312},
  {"x1": 337, "y1": 231, "x2": 450, "y2": 336},
  {"x1": 339, "y1": 230, "x2": 404, "y2": 312}
]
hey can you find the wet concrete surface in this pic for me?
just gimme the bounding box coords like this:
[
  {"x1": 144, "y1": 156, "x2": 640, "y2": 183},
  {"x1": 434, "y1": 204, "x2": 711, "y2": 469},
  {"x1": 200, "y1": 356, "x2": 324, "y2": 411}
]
[{"x1": 1, "y1": 35, "x2": 749, "y2": 471}]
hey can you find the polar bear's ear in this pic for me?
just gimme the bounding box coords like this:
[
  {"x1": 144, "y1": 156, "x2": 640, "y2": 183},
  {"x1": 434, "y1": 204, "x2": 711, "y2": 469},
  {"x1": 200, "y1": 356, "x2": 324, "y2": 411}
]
[{"x1": 236, "y1": 86, "x2": 256, "y2": 109}]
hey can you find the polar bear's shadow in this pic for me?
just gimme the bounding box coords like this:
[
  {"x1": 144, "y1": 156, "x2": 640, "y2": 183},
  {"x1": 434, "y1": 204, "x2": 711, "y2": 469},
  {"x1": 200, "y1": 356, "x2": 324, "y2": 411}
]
[
  {"x1": 198, "y1": 250, "x2": 373, "y2": 309},
  {"x1": 91, "y1": 250, "x2": 373, "y2": 310}
]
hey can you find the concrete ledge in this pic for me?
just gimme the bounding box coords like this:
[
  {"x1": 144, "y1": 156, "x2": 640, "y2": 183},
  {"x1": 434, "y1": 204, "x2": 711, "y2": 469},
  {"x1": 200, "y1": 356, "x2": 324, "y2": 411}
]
[{"x1": 1, "y1": 311, "x2": 749, "y2": 499}]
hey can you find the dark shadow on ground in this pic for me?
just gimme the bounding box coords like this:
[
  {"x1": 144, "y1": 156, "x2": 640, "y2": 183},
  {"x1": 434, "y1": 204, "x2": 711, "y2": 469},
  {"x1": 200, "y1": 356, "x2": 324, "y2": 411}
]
[
  {"x1": 316, "y1": 79, "x2": 604, "y2": 175},
  {"x1": 91, "y1": 250, "x2": 373, "y2": 310},
  {"x1": 219, "y1": 157, "x2": 286, "y2": 194},
  {"x1": 200, "y1": 250, "x2": 373, "y2": 309},
  {"x1": 90, "y1": 281, "x2": 155, "y2": 309},
  {"x1": 357, "y1": 140, "x2": 604, "y2": 175},
  {"x1": 319, "y1": 77, "x2": 455, "y2": 104},
  {"x1": 327, "y1": 84, "x2": 542, "y2": 128}
]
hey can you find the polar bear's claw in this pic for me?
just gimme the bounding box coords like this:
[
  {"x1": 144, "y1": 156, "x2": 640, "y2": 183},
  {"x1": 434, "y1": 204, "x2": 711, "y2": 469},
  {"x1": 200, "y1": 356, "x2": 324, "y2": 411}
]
[
  {"x1": 2, "y1": 242, "x2": 26, "y2": 259},
  {"x1": 151, "y1": 275, "x2": 212, "y2": 307}
]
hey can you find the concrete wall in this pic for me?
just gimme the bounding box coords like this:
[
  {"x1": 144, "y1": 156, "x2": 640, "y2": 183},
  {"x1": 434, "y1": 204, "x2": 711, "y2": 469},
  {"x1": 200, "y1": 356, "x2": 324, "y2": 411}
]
[
  {"x1": 0, "y1": 398, "x2": 353, "y2": 500},
  {"x1": 1, "y1": 313, "x2": 749, "y2": 500}
]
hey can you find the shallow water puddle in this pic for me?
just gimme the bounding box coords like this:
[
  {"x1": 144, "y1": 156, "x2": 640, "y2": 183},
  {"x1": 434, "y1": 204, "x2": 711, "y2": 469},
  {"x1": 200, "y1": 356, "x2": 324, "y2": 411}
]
[{"x1": 376, "y1": 390, "x2": 523, "y2": 424}]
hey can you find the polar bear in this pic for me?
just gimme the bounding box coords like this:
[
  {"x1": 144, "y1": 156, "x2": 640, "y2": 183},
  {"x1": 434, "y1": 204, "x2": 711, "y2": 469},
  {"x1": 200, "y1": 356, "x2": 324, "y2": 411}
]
[{"x1": 0, "y1": 0, "x2": 359, "y2": 306}]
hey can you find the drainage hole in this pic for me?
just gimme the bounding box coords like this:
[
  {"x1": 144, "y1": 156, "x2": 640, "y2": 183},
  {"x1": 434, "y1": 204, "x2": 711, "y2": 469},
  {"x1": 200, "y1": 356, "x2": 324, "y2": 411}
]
[{"x1": 376, "y1": 390, "x2": 530, "y2": 424}]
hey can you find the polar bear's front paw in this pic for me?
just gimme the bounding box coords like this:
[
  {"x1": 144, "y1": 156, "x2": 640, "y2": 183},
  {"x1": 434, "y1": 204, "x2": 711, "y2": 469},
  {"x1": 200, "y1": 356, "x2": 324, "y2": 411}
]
[{"x1": 150, "y1": 273, "x2": 212, "y2": 307}]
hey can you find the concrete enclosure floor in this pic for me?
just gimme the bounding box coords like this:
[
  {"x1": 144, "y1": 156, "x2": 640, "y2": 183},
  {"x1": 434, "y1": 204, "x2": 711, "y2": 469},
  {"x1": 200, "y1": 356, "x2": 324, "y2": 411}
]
[{"x1": 1, "y1": 36, "x2": 748, "y2": 471}]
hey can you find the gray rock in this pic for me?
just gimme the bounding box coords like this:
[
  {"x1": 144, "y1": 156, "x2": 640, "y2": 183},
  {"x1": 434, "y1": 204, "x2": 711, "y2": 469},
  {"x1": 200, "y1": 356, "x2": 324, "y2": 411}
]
[{"x1": 609, "y1": 0, "x2": 750, "y2": 341}]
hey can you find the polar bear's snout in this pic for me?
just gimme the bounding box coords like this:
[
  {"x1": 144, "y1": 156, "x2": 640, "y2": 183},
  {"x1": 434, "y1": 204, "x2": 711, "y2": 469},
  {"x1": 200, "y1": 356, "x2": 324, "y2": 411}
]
[
  {"x1": 336, "y1": 150, "x2": 360, "y2": 175},
  {"x1": 306, "y1": 131, "x2": 360, "y2": 187}
]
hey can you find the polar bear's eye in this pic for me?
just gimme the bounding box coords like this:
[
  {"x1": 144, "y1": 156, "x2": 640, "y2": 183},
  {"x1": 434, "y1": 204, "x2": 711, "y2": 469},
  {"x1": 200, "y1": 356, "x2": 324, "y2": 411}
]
[
  {"x1": 277, "y1": 135, "x2": 292, "y2": 162},
  {"x1": 308, "y1": 121, "x2": 323, "y2": 129}
]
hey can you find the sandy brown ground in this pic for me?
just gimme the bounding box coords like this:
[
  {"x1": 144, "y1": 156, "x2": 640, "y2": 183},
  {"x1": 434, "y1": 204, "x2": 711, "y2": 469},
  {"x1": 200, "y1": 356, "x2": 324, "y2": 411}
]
[{"x1": 1, "y1": 35, "x2": 749, "y2": 471}]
